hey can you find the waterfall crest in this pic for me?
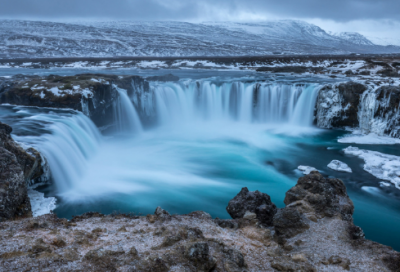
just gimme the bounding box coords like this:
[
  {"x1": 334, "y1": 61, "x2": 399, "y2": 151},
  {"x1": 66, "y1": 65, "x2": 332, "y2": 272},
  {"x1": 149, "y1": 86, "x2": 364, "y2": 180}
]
[{"x1": 139, "y1": 81, "x2": 321, "y2": 127}]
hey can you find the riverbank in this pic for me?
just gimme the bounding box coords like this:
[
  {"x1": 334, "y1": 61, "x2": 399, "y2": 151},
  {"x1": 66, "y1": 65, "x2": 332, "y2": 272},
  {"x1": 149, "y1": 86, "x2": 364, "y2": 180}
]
[{"x1": 1, "y1": 172, "x2": 399, "y2": 271}]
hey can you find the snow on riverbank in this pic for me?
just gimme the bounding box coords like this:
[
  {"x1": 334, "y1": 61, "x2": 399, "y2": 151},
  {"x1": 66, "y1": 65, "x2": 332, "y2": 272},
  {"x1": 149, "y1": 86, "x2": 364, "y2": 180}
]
[
  {"x1": 327, "y1": 160, "x2": 352, "y2": 173},
  {"x1": 338, "y1": 132, "x2": 400, "y2": 145},
  {"x1": 344, "y1": 146, "x2": 400, "y2": 189}
]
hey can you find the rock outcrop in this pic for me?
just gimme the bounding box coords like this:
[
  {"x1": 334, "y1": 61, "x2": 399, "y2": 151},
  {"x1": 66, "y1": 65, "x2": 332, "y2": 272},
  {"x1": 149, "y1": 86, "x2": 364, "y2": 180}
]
[
  {"x1": 0, "y1": 122, "x2": 45, "y2": 221},
  {"x1": 0, "y1": 74, "x2": 150, "y2": 128},
  {"x1": 370, "y1": 86, "x2": 400, "y2": 138},
  {"x1": 315, "y1": 81, "x2": 367, "y2": 128},
  {"x1": 1, "y1": 172, "x2": 400, "y2": 271},
  {"x1": 226, "y1": 187, "x2": 277, "y2": 227}
]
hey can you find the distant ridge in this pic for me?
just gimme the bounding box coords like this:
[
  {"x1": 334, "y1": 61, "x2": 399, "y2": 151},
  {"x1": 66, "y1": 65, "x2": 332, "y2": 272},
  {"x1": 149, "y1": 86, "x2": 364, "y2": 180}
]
[{"x1": 0, "y1": 19, "x2": 399, "y2": 58}]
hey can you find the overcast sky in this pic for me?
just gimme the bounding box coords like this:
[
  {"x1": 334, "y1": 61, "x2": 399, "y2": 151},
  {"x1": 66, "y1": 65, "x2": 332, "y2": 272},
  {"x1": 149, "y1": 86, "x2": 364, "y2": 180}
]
[{"x1": 1, "y1": 0, "x2": 399, "y2": 44}]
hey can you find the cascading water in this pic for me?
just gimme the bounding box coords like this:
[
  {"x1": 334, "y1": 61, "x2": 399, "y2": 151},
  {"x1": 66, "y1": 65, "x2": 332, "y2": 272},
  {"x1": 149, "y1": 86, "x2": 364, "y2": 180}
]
[
  {"x1": 113, "y1": 86, "x2": 143, "y2": 134},
  {"x1": 147, "y1": 81, "x2": 321, "y2": 127},
  {"x1": 2, "y1": 79, "x2": 322, "y2": 211},
  {"x1": 23, "y1": 113, "x2": 102, "y2": 193}
]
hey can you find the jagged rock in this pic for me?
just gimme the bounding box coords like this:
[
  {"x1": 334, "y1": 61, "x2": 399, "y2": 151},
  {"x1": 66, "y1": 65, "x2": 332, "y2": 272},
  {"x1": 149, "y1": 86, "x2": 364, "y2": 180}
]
[
  {"x1": 0, "y1": 122, "x2": 44, "y2": 184},
  {"x1": 0, "y1": 122, "x2": 44, "y2": 220},
  {"x1": 315, "y1": 82, "x2": 367, "y2": 128},
  {"x1": 155, "y1": 206, "x2": 170, "y2": 217},
  {"x1": 0, "y1": 147, "x2": 31, "y2": 221},
  {"x1": 284, "y1": 171, "x2": 354, "y2": 221},
  {"x1": 0, "y1": 74, "x2": 150, "y2": 128},
  {"x1": 185, "y1": 242, "x2": 216, "y2": 271},
  {"x1": 214, "y1": 219, "x2": 239, "y2": 229},
  {"x1": 374, "y1": 86, "x2": 400, "y2": 137},
  {"x1": 377, "y1": 69, "x2": 399, "y2": 77},
  {"x1": 226, "y1": 187, "x2": 277, "y2": 226},
  {"x1": 243, "y1": 211, "x2": 257, "y2": 220},
  {"x1": 273, "y1": 207, "x2": 310, "y2": 240}
]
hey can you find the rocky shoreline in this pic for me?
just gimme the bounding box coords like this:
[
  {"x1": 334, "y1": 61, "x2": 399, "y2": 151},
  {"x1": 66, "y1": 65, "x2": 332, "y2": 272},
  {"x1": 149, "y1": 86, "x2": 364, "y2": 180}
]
[{"x1": 0, "y1": 171, "x2": 399, "y2": 271}]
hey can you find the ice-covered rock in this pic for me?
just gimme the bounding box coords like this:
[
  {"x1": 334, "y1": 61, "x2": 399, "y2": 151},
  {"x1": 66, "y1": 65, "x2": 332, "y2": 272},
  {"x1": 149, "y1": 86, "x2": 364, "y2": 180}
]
[
  {"x1": 327, "y1": 160, "x2": 352, "y2": 173},
  {"x1": 344, "y1": 146, "x2": 400, "y2": 189},
  {"x1": 315, "y1": 82, "x2": 367, "y2": 129},
  {"x1": 358, "y1": 86, "x2": 400, "y2": 138},
  {"x1": 298, "y1": 165, "x2": 318, "y2": 174}
]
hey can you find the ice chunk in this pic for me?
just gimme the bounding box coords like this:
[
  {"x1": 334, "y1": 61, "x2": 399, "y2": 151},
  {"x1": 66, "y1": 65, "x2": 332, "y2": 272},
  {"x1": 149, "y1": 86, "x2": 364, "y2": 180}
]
[
  {"x1": 344, "y1": 146, "x2": 400, "y2": 189},
  {"x1": 28, "y1": 188, "x2": 57, "y2": 217},
  {"x1": 298, "y1": 165, "x2": 318, "y2": 175},
  {"x1": 327, "y1": 160, "x2": 352, "y2": 173}
]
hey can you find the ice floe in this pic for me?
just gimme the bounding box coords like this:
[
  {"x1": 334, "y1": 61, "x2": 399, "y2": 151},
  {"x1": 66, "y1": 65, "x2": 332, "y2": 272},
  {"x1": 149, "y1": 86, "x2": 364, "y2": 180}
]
[
  {"x1": 298, "y1": 165, "x2": 318, "y2": 175},
  {"x1": 327, "y1": 160, "x2": 352, "y2": 173},
  {"x1": 344, "y1": 146, "x2": 400, "y2": 189},
  {"x1": 28, "y1": 188, "x2": 57, "y2": 217}
]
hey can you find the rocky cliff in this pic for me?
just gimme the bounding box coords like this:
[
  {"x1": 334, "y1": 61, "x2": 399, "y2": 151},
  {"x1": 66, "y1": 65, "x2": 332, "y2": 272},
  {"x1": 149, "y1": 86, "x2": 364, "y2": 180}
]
[
  {"x1": 0, "y1": 172, "x2": 398, "y2": 271},
  {"x1": 0, "y1": 74, "x2": 150, "y2": 128},
  {"x1": 0, "y1": 122, "x2": 44, "y2": 221},
  {"x1": 316, "y1": 82, "x2": 400, "y2": 138}
]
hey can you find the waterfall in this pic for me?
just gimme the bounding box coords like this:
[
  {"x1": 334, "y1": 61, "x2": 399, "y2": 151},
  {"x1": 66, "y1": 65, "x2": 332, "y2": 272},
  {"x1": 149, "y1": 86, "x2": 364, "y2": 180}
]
[
  {"x1": 23, "y1": 112, "x2": 102, "y2": 193},
  {"x1": 145, "y1": 81, "x2": 321, "y2": 127},
  {"x1": 113, "y1": 87, "x2": 143, "y2": 134}
]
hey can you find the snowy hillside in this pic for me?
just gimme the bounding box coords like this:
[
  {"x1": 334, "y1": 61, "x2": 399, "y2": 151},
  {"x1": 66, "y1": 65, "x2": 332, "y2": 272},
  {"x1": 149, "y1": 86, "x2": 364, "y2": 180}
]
[
  {"x1": 0, "y1": 20, "x2": 399, "y2": 58},
  {"x1": 330, "y1": 32, "x2": 375, "y2": 46}
]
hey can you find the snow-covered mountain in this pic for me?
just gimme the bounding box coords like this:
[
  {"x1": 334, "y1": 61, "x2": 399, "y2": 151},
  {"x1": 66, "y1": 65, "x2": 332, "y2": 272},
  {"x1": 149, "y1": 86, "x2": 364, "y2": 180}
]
[
  {"x1": 0, "y1": 20, "x2": 399, "y2": 59},
  {"x1": 329, "y1": 32, "x2": 375, "y2": 46}
]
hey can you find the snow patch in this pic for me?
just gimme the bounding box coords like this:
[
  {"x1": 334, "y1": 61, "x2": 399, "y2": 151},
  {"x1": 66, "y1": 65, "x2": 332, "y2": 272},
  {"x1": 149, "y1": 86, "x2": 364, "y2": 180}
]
[
  {"x1": 298, "y1": 165, "x2": 318, "y2": 175},
  {"x1": 338, "y1": 132, "x2": 400, "y2": 145},
  {"x1": 344, "y1": 146, "x2": 400, "y2": 189}
]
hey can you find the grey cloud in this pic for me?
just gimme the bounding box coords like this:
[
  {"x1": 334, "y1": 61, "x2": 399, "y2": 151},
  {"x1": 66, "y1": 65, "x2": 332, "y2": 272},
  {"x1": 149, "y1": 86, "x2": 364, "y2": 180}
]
[{"x1": 0, "y1": 0, "x2": 399, "y2": 22}]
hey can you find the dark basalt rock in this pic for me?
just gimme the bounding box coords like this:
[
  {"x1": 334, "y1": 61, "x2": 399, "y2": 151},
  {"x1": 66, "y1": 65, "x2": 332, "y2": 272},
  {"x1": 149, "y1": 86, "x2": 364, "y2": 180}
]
[
  {"x1": 0, "y1": 147, "x2": 31, "y2": 221},
  {"x1": 375, "y1": 86, "x2": 400, "y2": 137},
  {"x1": 273, "y1": 207, "x2": 310, "y2": 240},
  {"x1": 146, "y1": 74, "x2": 180, "y2": 82},
  {"x1": 226, "y1": 187, "x2": 277, "y2": 226},
  {"x1": 0, "y1": 121, "x2": 47, "y2": 221},
  {"x1": 0, "y1": 74, "x2": 150, "y2": 128},
  {"x1": 330, "y1": 82, "x2": 367, "y2": 128},
  {"x1": 284, "y1": 171, "x2": 354, "y2": 221},
  {"x1": 185, "y1": 242, "x2": 216, "y2": 271},
  {"x1": 0, "y1": 122, "x2": 44, "y2": 184},
  {"x1": 377, "y1": 68, "x2": 399, "y2": 77}
]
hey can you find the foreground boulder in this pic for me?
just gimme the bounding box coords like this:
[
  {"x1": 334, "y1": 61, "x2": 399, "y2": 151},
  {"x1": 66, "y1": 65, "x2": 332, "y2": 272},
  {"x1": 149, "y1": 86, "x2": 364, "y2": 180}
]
[
  {"x1": 284, "y1": 171, "x2": 354, "y2": 221},
  {"x1": 0, "y1": 122, "x2": 45, "y2": 221},
  {"x1": 226, "y1": 187, "x2": 277, "y2": 226}
]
